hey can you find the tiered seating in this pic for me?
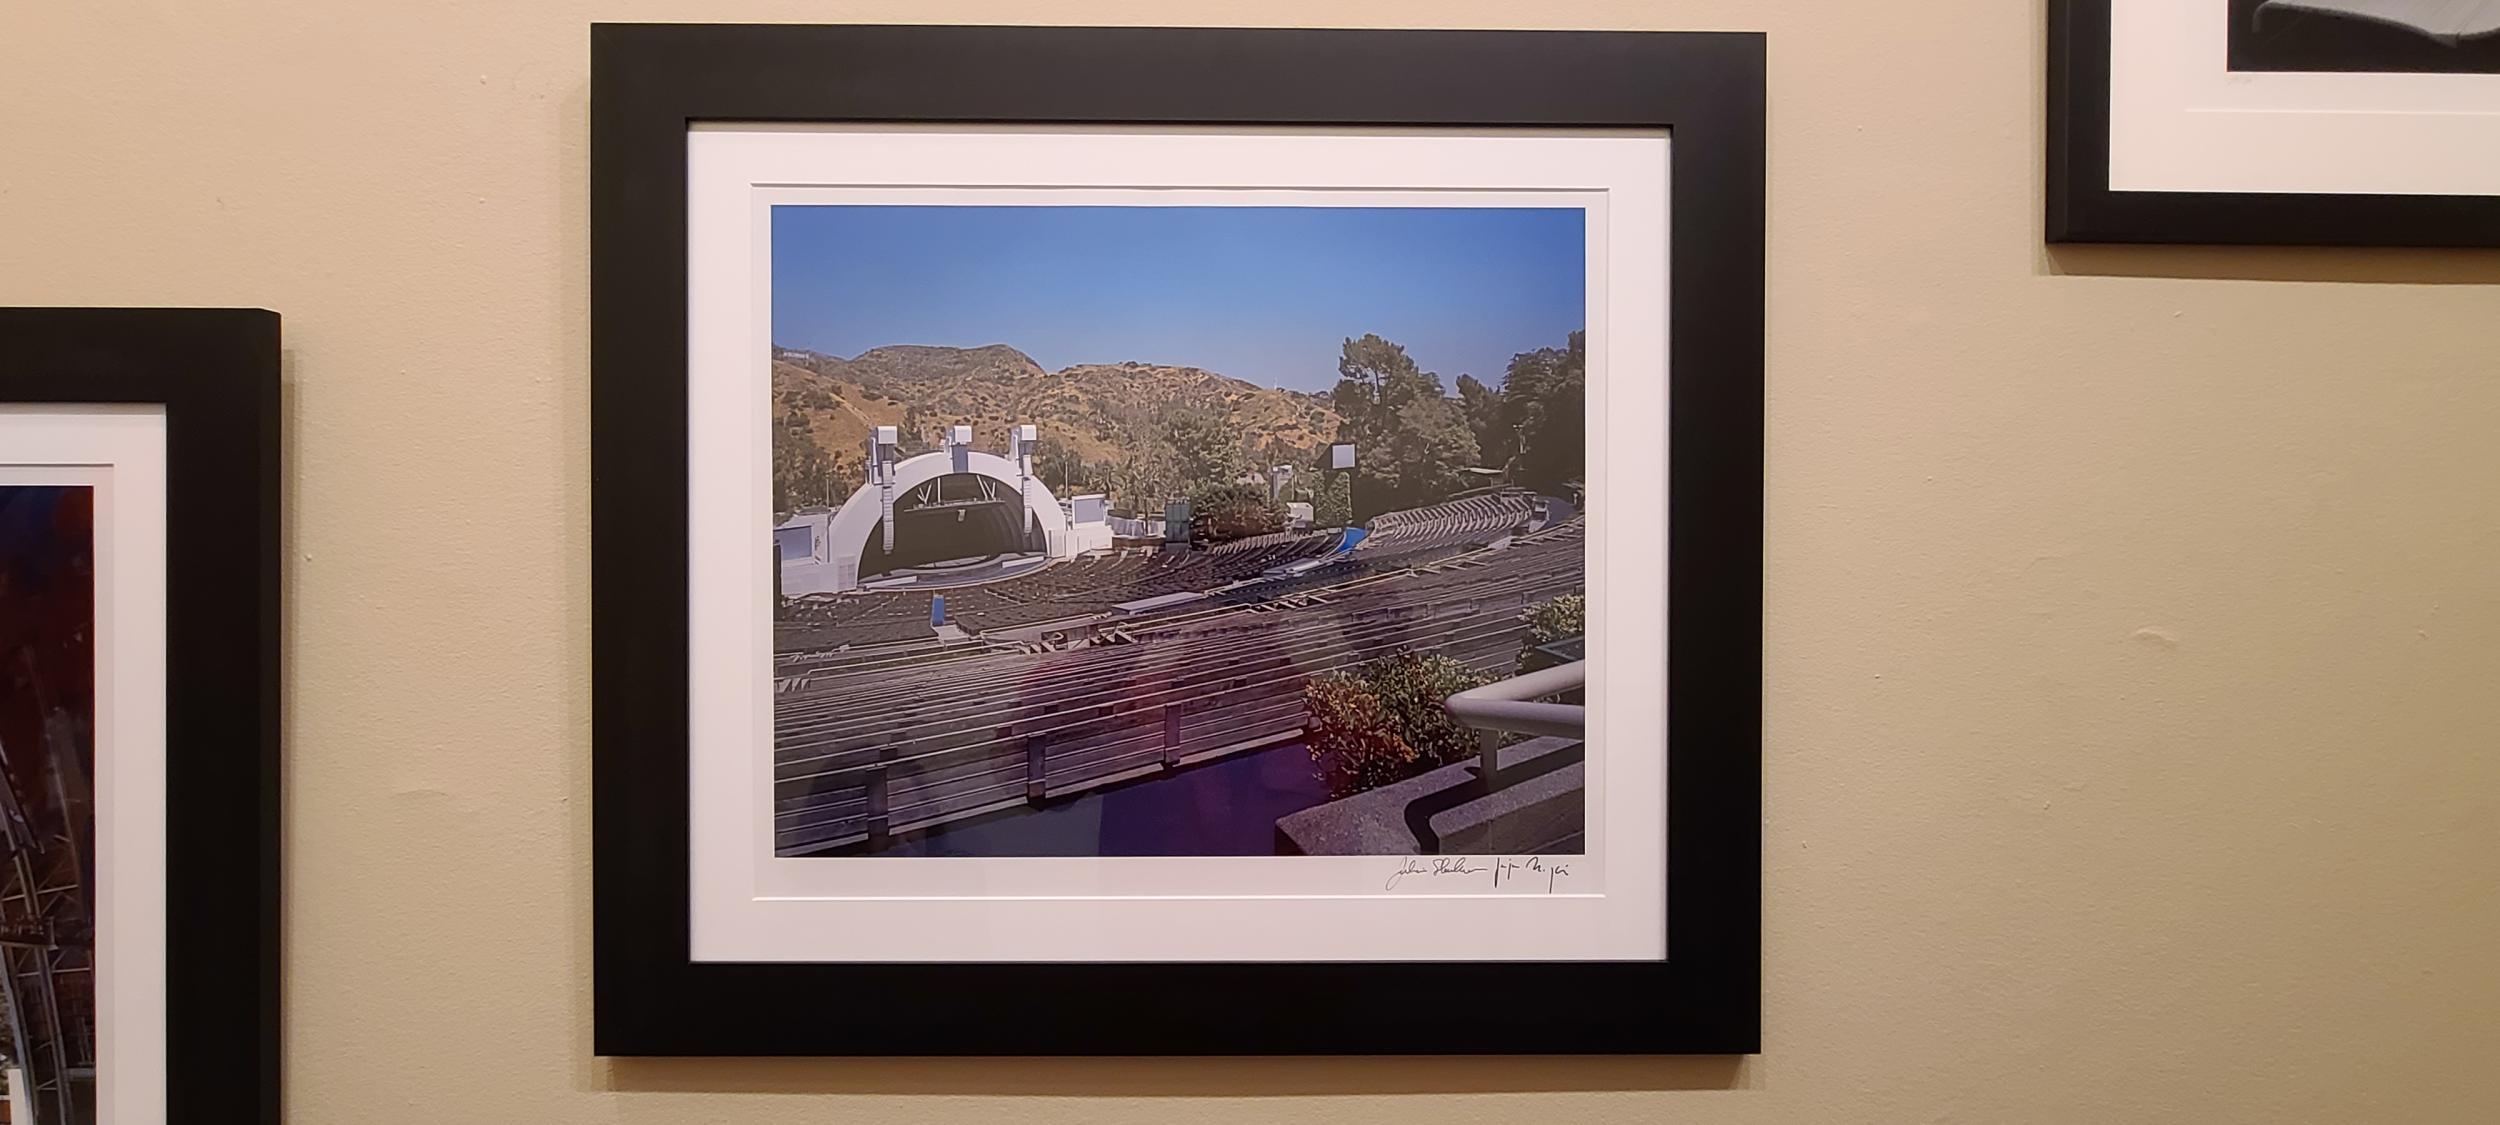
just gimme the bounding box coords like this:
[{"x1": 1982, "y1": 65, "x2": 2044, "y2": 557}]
[
  {"x1": 769, "y1": 519, "x2": 1585, "y2": 854},
  {"x1": 776, "y1": 496, "x2": 1553, "y2": 653},
  {"x1": 1357, "y1": 491, "x2": 1540, "y2": 559},
  {"x1": 1208, "y1": 529, "x2": 1326, "y2": 556},
  {"x1": 1208, "y1": 530, "x2": 1340, "y2": 573},
  {"x1": 779, "y1": 592, "x2": 937, "y2": 648},
  {"x1": 782, "y1": 530, "x2": 1345, "y2": 638}
]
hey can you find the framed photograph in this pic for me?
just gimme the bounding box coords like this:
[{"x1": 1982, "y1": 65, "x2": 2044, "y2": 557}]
[
  {"x1": 2049, "y1": 0, "x2": 2500, "y2": 246},
  {"x1": 0, "y1": 309, "x2": 281, "y2": 1121},
  {"x1": 593, "y1": 24, "x2": 1763, "y2": 1055}
]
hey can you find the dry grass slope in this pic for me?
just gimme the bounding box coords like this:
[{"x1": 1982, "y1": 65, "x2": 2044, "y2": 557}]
[{"x1": 773, "y1": 344, "x2": 1341, "y2": 495}]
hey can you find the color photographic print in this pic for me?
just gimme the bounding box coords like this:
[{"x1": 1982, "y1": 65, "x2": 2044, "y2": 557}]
[{"x1": 767, "y1": 205, "x2": 1591, "y2": 859}]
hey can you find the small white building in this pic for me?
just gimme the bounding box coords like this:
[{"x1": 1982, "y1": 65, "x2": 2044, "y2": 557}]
[
  {"x1": 775, "y1": 507, "x2": 852, "y2": 596},
  {"x1": 1065, "y1": 493, "x2": 1114, "y2": 555}
]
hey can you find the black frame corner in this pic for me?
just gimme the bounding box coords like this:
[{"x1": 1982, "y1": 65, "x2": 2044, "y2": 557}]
[{"x1": 2048, "y1": 0, "x2": 2500, "y2": 248}]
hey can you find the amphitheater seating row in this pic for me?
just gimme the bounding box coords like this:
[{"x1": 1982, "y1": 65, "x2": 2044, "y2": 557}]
[{"x1": 1357, "y1": 491, "x2": 1540, "y2": 559}]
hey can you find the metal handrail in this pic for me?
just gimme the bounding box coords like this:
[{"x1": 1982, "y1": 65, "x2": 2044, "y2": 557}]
[{"x1": 1445, "y1": 659, "x2": 1586, "y2": 776}]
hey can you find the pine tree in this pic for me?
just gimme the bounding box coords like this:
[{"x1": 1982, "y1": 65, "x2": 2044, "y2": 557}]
[{"x1": 1329, "y1": 334, "x2": 1478, "y2": 520}]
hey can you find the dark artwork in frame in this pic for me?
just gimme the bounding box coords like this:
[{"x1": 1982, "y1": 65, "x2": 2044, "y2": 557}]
[
  {"x1": 2047, "y1": 0, "x2": 2500, "y2": 246},
  {"x1": 2228, "y1": 0, "x2": 2500, "y2": 74},
  {"x1": 593, "y1": 24, "x2": 1763, "y2": 1057},
  {"x1": 0, "y1": 308, "x2": 282, "y2": 1122},
  {"x1": 0, "y1": 484, "x2": 96, "y2": 1121}
]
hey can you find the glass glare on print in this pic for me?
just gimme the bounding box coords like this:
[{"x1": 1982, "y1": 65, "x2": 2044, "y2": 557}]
[
  {"x1": 0, "y1": 485, "x2": 97, "y2": 1123},
  {"x1": 765, "y1": 205, "x2": 1590, "y2": 860}
]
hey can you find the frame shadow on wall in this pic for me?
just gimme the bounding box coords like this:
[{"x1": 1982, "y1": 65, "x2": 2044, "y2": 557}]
[
  {"x1": 598, "y1": 1052, "x2": 1750, "y2": 1097},
  {"x1": 2042, "y1": 244, "x2": 2500, "y2": 285}
]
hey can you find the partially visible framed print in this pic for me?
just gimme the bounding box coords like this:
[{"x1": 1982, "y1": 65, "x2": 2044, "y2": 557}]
[
  {"x1": 0, "y1": 309, "x2": 280, "y2": 1121},
  {"x1": 593, "y1": 25, "x2": 1763, "y2": 1055},
  {"x1": 2049, "y1": 0, "x2": 2500, "y2": 246}
]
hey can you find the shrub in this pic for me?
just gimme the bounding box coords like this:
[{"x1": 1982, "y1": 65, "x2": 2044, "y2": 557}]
[
  {"x1": 1304, "y1": 675, "x2": 1416, "y2": 800},
  {"x1": 1304, "y1": 652, "x2": 1492, "y2": 799},
  {"x1": 1518, "y1": 594, "x2": 1586, "y2": 673},
  {"x1": 1359, "y1": 652, "x2": 1492, "y2": 770}
]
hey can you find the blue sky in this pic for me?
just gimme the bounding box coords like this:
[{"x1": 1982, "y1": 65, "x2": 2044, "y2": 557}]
[{"x1": 771, "y1": 206, "x2": 1584, "y2": 394}]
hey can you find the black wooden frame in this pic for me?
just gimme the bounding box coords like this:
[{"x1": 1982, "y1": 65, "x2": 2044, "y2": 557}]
[
  {"x1": 593, "y1": 24, "x2": 1763, "y2": 1056},
  {"x1": 0, "y1": 308, "x2": 283, "y2": 1120},
  {"x1": 2048, "y1": 0, "x2": 2500, "y2": 247}
]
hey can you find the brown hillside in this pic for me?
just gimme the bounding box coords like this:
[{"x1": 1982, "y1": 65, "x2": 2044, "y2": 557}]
[
  {"x1": 815, "y1": 343, "x2": 1047, "y2": 386},
  {"x1": 773, "y1": 345, "x2": 1340, "y2": 500}
]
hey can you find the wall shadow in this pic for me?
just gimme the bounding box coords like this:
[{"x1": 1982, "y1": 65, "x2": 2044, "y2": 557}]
[
  {"x1": 599, "y1": 1052, "x2": 1749, "y2": 1096},
  {"x1": 2043, "y1": 243, "x2": 2500, "y2": 285},
  {"x1": 557, "y1": 73, "x2": 605, "y2": 1102}
]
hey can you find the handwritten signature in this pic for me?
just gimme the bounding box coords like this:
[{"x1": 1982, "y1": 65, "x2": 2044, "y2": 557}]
[{"x1": 1383, "y1": 855, "x2": 1574, "y2": 893}]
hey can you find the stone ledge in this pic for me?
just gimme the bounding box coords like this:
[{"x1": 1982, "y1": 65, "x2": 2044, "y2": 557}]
[{"x1": 1275, "y1": 736, "x2": 1585, "y2": 856}]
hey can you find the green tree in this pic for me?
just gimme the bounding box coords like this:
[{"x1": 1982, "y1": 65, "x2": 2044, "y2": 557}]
[
  {"x1": 1083, "y1": 457, "x2": 1121, "y2": 503},
  {"x1": 1455, "y1": 372, "x2": 1512, "y2": 469},
  {"x1": 1329, "y1": 334, "x2": 1479, "y2": 520},
  {"x1": 1160, "y1": 408, "x2": 1247, "y2": 491},
  {"x1": 1033, "y1": 435, "x2": 1087, "y2": 494},
  {"x1": 1497, "y1": 331, "x2": 1586, "y2": 496},
  {"x1": 1186, "y1": 480, "x2": 1284, "y2": 543},
  {"x1": 1311, "y1": 470, "x2": 1353, "y2": 528},
  {"x1": 1105, "y1": 454, "x2": 1178, "y2": 514}
]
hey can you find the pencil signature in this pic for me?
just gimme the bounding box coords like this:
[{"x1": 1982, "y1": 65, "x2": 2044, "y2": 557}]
[{"x1": 1382, "y1": 855, "x2": 1573, "y2": 892}]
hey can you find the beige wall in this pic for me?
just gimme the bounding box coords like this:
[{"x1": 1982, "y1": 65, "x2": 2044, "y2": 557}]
[{"x1": 7, "y1": 0, "x2": 2499, "y2": 1120}]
